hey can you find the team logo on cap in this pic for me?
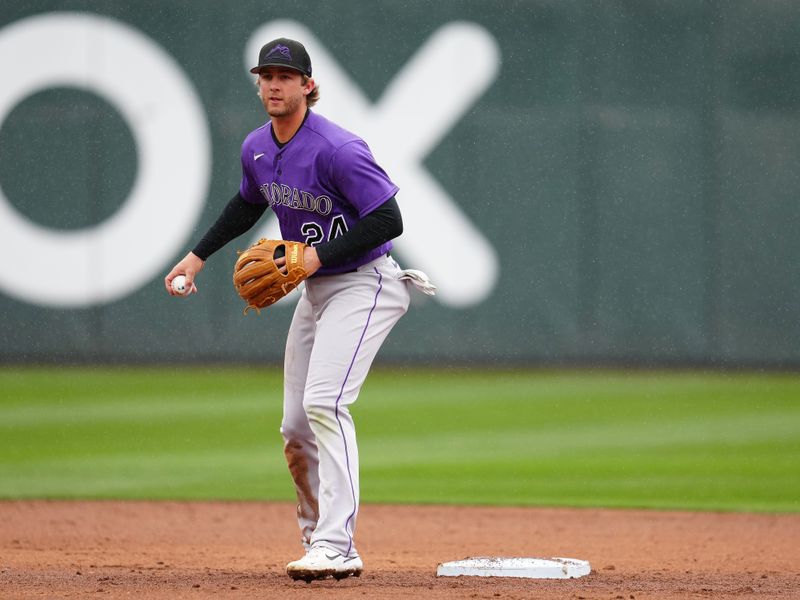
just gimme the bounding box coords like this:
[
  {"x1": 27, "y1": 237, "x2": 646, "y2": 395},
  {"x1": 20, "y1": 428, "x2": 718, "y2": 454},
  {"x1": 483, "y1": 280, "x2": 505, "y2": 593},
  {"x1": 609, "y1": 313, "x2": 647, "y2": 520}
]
[{"x1": 266, "y1": 44, "x2": 292, "y2": 60}]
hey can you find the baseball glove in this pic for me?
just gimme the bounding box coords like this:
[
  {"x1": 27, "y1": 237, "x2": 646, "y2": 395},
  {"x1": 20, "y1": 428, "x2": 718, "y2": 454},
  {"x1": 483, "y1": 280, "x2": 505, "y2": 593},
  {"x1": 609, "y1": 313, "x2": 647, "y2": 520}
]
[{"x1": 232, "y1": 238, "x2": 309, "y2": 314}]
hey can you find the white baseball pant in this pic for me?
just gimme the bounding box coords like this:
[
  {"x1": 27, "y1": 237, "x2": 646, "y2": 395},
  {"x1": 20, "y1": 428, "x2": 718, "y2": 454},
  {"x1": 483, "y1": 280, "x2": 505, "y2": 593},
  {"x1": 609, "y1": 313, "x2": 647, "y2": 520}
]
[{"x1": 280, "y1": 254, "x2": 411, "y2": 557}]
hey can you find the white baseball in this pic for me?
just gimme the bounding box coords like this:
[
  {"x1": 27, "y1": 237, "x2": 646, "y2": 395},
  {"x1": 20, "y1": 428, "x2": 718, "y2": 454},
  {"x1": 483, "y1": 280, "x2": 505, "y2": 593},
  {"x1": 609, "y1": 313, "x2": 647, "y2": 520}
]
[{"x1": 171, "y1": 275, "x2": 188, "y2": 294}]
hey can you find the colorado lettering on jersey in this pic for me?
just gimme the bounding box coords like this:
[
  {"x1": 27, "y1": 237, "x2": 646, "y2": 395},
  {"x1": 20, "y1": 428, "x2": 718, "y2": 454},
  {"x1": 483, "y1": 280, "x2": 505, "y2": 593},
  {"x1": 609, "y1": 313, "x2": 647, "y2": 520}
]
[{"x1": 259, "y1": 181, "x2": 332, "y2": 216}]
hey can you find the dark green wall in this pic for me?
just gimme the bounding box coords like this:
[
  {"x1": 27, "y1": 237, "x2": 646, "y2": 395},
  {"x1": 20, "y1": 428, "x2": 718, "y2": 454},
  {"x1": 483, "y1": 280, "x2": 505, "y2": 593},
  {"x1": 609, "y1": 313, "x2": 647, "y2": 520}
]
[{"x1": 1, "y1": 1, "x2": 798, "y2": 366}]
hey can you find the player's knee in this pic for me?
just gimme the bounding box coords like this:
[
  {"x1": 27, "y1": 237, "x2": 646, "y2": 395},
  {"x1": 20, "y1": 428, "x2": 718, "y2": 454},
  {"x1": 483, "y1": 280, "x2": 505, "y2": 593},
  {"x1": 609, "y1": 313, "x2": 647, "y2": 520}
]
[
  {"x1": 302, "y1": 391, "x2": 333, "y2": 412},
  {"x1": 280, "y1": 421, "x2": 314, "y2": 445},
  {"x1": 302, "y1": 401, "x2": 340, "y2": 431}
]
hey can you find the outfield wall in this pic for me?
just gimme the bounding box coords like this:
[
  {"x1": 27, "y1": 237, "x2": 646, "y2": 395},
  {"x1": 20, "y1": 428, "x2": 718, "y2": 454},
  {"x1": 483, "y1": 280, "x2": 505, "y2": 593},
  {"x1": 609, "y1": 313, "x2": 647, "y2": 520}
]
[{"x1": 1, "y1": 2, "x2": 799, "y2": 365}]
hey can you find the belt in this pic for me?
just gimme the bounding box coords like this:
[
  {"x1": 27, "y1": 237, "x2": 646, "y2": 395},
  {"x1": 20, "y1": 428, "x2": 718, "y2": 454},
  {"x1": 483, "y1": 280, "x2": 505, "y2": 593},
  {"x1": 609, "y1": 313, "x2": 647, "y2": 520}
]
[{"x1": 344, "y1": 252, "x2": 391, "y2": 274}]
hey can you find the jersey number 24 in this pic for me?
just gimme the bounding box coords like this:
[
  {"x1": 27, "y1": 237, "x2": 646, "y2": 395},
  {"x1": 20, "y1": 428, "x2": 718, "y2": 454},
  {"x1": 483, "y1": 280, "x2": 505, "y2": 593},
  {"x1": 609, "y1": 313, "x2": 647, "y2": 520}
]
[{"x1": 300, "y1": 215, "x2": 348, "y2": 246}]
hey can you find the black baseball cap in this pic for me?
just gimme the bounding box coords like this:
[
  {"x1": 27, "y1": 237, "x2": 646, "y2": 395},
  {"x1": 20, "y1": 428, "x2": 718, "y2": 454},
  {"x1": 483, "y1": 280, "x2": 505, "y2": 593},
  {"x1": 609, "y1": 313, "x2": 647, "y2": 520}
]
[{"x1": 249, "y1": 38, "x2": 312, "y2": 77}]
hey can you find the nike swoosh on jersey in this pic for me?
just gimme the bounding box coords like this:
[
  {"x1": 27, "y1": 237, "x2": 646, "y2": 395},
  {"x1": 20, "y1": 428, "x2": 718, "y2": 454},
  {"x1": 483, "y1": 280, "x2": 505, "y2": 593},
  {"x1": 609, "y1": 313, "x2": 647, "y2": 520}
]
[{"x1": 254, "y1": 152, "x2": 265, "y2": 160}]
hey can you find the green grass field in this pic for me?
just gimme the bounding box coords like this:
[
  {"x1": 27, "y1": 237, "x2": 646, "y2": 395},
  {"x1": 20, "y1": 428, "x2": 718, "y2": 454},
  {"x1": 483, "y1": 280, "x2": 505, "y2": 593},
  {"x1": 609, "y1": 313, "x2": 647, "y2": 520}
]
[{"x1": 0, "y1": 367, "x2": 798, "y2": 512}]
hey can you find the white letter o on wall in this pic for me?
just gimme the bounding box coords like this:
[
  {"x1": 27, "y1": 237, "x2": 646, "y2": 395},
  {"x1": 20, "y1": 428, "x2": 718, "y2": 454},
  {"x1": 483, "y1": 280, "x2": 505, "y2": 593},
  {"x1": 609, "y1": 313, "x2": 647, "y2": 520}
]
[{"x1": 0, "y1": 13, "x2": 210, "y2": 307}]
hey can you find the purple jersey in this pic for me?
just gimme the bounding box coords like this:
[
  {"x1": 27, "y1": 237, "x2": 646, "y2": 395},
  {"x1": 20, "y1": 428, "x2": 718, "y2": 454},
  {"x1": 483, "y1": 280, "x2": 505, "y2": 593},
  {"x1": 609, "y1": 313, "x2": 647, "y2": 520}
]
[{"x1": 238, "y1": 111, "x2": 399, "y2": 275}]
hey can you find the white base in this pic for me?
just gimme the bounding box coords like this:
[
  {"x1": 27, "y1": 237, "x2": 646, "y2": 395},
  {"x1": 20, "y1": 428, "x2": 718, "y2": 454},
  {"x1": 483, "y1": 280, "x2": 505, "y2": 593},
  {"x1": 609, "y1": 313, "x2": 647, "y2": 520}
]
[{"x1": 436, "y1": 557, "x2": 591, "y2": 579}]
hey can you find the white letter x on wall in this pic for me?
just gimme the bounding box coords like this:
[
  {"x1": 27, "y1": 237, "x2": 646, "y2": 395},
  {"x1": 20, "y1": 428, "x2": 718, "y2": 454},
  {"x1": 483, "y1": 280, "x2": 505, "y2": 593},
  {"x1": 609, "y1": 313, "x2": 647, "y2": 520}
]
[{"x1": 245, "y1": 20, "x2": 501, "y2": 308}]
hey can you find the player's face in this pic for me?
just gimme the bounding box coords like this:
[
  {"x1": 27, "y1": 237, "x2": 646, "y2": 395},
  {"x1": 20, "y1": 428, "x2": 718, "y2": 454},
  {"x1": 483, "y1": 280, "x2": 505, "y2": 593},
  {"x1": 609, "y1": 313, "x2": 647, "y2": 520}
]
[{"x1": 257, "y1": 67, "x2": 311, "y2": 119}]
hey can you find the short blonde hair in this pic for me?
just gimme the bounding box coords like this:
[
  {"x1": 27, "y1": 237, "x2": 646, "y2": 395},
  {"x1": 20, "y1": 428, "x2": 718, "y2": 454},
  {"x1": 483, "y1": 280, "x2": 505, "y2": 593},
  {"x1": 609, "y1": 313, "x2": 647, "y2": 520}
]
[{"x1": 302, "y1": 75, "x2": 320, "y2": 107}]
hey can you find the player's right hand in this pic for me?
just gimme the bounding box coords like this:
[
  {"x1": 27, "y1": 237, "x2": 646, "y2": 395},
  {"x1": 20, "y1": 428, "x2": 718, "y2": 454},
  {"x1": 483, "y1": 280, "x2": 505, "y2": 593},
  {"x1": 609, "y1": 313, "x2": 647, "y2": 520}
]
[{"x1": 165, "y1": 252, "x2": 205, "y2": 296}]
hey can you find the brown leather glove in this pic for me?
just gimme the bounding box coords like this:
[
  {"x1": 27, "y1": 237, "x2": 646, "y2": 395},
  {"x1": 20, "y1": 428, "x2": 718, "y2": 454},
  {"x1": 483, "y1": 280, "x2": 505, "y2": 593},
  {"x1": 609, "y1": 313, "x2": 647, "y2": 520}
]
[{"x1": 232, "y1": 238, "x2": 309, "y2": 314}]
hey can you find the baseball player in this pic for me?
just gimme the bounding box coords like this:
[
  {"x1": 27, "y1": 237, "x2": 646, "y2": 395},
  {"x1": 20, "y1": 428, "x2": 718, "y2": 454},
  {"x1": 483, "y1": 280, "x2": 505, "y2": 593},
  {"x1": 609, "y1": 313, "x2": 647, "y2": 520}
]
[{"x1": 164, "y1": 37, "x2": 433, "y2": 581}]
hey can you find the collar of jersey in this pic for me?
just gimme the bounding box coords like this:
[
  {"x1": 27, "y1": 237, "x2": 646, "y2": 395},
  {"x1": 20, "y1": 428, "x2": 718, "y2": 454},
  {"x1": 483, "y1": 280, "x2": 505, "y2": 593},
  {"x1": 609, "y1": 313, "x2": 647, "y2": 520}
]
[{"x1": 270, "y1": 108, "x2": 311, "y2": 149}]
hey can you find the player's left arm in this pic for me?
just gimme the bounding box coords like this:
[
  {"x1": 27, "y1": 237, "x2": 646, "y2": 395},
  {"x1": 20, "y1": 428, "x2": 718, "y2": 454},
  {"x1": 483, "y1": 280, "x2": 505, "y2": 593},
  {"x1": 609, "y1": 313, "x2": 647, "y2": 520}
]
[
  {"x1": 276, "y1": 200, "x2": 401, "y2": 275},
  {"x1": 312, "y1": 197, "x2": 402, "y2": 267}
]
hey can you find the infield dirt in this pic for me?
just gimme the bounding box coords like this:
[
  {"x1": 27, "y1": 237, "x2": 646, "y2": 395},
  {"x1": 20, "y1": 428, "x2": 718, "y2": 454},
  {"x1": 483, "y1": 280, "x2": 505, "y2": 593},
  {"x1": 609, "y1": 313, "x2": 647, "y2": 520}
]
[{"x1": 2, "y1": 500, "x2": 798, "y2": 599}]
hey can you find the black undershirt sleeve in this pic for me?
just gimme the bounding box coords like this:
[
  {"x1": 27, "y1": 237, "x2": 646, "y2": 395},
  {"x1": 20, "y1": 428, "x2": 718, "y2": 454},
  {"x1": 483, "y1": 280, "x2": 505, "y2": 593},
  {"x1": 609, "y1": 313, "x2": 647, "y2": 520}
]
[
  {"x1": 192, "y1": 193, "x2": 267, "y2": 260},
  {"x1": 315, "y1": 197, "x2": 403, "y2": 267},
  {"x1": 191, "y1": 193, "x2": 402, "y2": 267}
]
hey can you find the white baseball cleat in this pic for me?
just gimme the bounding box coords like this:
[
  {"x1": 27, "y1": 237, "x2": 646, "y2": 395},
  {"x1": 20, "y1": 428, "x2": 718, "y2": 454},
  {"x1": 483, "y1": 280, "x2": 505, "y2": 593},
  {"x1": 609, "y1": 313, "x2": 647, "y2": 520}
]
[{"x1": 286, "y1": 546, "x2": 363, "y2": 582}]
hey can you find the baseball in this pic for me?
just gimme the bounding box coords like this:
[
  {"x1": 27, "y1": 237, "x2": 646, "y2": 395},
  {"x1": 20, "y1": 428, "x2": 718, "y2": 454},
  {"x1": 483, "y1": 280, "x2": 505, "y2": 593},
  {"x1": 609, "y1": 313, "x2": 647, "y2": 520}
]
[{"x1": 171, "y1": 275, "x2": 188, "y2": 295}]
